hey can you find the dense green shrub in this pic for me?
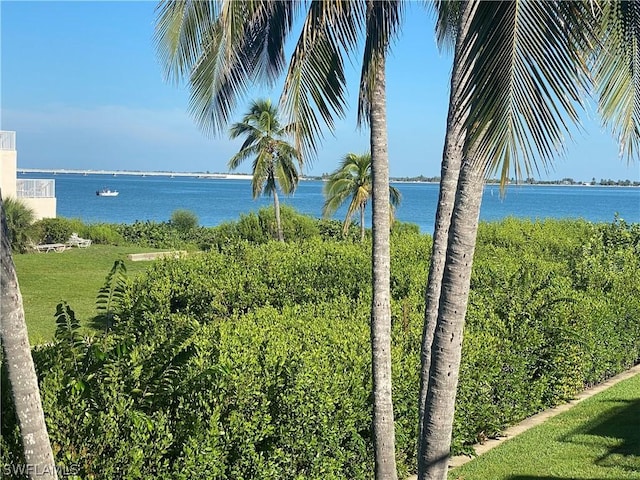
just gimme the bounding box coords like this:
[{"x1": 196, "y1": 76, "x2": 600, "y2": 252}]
[
  {"x1": 114, "y1": 220, "x2": 183, "y2": 249},
  {"x1": 203, "y1": 206, "x2": 323, "y2": 248},
  {"x1": 84, "y1": 223, "x2": 125, "y2": 245},
  {"x1": 316, "y1": 218, "x2": 362, "y2": 242},
  {"x1": 170, "y1": 209, "x2": 199, "y2": 233},
  {"x1": 2, "y1": 197, "x2": 36, "y2": 252},
  {"x1": 2, "y1": 217, "x2": 639, "y2": 478},
  {"x1": 131, "y1": 239, "x2": 372, "y2": 322},
  {"x1": 33, "y1": 217, "x2": 86, "y2": 244}
]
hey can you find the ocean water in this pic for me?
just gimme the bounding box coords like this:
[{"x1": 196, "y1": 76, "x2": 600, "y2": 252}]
[{"x1": 18, "y1": 172, "x2": 640, "y2": 233}]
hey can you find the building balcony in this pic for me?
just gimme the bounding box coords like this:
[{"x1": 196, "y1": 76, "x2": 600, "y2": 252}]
[
  {"x1": 0, "y1": 131, "x2": 16, "y2": 151},
  {"x1": 16, "y1": 179, "x2": 56, "y2": 198}
]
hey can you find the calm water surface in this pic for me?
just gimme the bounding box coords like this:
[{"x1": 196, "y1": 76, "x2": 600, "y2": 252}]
[{"x1": 19, "y1": 173, "x2": 640, "y2": 233}]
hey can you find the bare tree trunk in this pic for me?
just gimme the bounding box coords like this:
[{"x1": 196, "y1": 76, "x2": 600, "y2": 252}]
[
  {"x1": 418, "y1": 1, "x2": 473, "y2": 468},
  {"x1": 273, "y1": 189, "x2": 284, "y2": 242},
  {"x1": 419, "y1": 163, "x2": 485, "y2": 480},
  {"x1": 0, "y1": 196, "x2": 58, "y2": 480},
  {"x1": 360, "y1": 204, "x2": 366, "y2": 242},
  {"x1": 370, "y1": 53, "x2": 398, "y2": 480}
]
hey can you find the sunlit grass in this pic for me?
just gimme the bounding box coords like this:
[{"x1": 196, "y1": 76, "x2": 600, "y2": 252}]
[
  {"x1": 449, "y1": 373, "x2": 640, "y2": 480},
  {"x1": 13, "y1": 245, "x2": 159, "y2": 344}
]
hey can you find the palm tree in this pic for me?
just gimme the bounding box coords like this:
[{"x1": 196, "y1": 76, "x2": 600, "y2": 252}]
[
  {"x1": 228, "y1": 98, "x2": 300, "y2": 242},
  {"x1": 322, "y1": 152, "x2": 401, "y2": 242},
  {"x1": 1, "y1": 196, "x2": 58, "y2": 479},
  {"x1": 156, "y1": 2, "x2": 404, "y2": 476},
  {"x1": 418, "y1": 2, "x2": 639, "y2": 479}
]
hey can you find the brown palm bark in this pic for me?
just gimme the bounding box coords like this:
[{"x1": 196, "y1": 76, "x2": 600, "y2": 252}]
[
  {"x1": 273, "y1": 187, "x2": 284, "y2": 242},
  {"x1": 419, "y1": 162, "x2": 485, "y2": 480},
  {"x1": 1, "y1": 197, "x2": 58, "y2": 479},
  {"x1": 360, "y1": 203, "x2": 366, "y2": 242},
  {"x1": 370, "y1": 52, "x2": 398, "y2": 480}
]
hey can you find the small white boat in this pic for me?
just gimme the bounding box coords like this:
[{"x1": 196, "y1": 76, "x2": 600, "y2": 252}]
[{"x1": 96, "y1": 188, "x2": 119, "y2": 197}]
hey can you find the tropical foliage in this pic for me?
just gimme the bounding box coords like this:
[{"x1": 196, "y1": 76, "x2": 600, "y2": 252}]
[
  {"x1": 0, "y1": 197, "x2": 57, "y2": 476},
  {"x1": 170, "y1": 209, "x2": 199, "y2": 233},
  {"x1": 418, "y1": 3, "x2": 640, "y2": 478},
  {"x1": 323, "y1": 153, "x2": 401, "y2": 241},
  {"x1": 2, "y1": 216, "x2": 639, "y2": 479},
  {"x1": 155, "y1": 3, "x2": 404, "y2": 472},
  {"x1": 3, "y1": 197, "x2": 35, "y2": 253},
  {"x1": 228, "y1": 99, "x2": 301, "y2": 242}
]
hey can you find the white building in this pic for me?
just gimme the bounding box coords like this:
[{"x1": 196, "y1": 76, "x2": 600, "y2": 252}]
[{"x1": 0, "y1": 131, "x2": 56, "y2": 219}]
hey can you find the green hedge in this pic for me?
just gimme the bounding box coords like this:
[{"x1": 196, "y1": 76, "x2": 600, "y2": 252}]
[{"x1": 2, "y1": 217, "x2": 639, "y2": 478}]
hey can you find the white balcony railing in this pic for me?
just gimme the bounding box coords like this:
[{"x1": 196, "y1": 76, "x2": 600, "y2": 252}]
[
  {"x1": 16, "y1": 179, "x2": 55, "y2": 198},
  {"x1": 0, "y1": 131, "x2": 16, "y2": 151}
]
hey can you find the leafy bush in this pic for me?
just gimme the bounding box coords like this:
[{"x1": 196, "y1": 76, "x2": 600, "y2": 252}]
[
  {"x1": 2, "y1": 217, "x2": 639, "y2": 478},
  {"x1": 33, "y1": 217, "x2": 86, "y2": 245},
  {"x1": 84, "y1": 223, "x2": 125, "y2": 245},
  {"x1": 115, "y1": 220, "x2": 183, "y2": 249},
  {"x1": 170, "y1": 209, "x2": 199, "y2": 233},
  {"x1": 2, "y1": 197, "x2": 36, "y2": 253}
]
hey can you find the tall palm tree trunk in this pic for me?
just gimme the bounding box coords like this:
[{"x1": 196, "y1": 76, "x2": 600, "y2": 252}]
[
  {"x1": 419, "y1": 163, "x2": 485, "y2": 480},
  {"x1": 369, "y1": 53, "x2": 398, "y2": 480},
  {"x1": 0, "y1": 199, "x2": 58, "y2": 480},
  {"x1": 418, "y1": 1, "x2": 473, "y2": 467},
  {"x1": 360, "y1": 203, "x2": 366, "y2": 242},
  {"x1": 273, "y1": 189, "x2": 284, "y2": 242}
]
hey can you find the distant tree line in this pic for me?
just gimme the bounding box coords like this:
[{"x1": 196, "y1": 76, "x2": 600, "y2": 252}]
[{"x1": 385, "y1": 175, "x2": 639, "y2": 186}]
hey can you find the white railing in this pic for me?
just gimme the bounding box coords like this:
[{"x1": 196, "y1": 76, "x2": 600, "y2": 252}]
[
  {"x1": 0, "y1": 131, "x2": 16, "y2": 151},
  {"x1": 16, "y1": 179, "x2": 55, "y2": 198}
]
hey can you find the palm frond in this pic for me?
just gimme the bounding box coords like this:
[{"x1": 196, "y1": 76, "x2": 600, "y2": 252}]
[
  {"x1": 280, "y1": 1, "x2": 364, "y2": 162},
  {"x1": 187, "y1": 19, "x2": 253, "y2": 136},
  {"x1": 358, "y1": 0, "x2": 404, "y2": 126},
  {"x1": 389, "y1": 184, "x2": 402, "y2": 207},
  {"x1": 154, "y1": 0, "x2": 218, "y2": 84},
  {"x1": 181, "y1": 2, "x2": 298, "y2": 137},
  {"x1": 343, "y1": 185, "x2": 369, "y2": 232},
  {"x1": 252, "y1": 151, "x2": 272, "y2": 198},
  {"x1": 274, "y1": 154, "x2": 300, "y2": 195},
  {"x1": 322, "y1": 151, "x2": 374, "y2": 219},
  {"x1": 593, "y1": 0, "x2": 640, "y2": 162},
  {"x1": 460, "y1": 1, "x2": 593, "y2": 185},
  {"x1": 428, "y1": 0, "x2": 461, "y2": 53},
  {"x1": 228, "y1": 143, "x2": 260, "y2": 171},
  {"x1": 262, "y1": 171, "x2": 278, "y2": 197}
]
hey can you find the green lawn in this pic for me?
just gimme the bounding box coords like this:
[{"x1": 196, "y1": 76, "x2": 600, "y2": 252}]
[
  {"x1": 449, "y1": 372, "x2": 640, "y2": 480},
  {"x1": 13, "y1": 245, "x2": 161, "y2": 344}
]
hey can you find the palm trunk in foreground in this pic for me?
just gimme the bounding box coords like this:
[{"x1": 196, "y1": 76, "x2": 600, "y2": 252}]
[
  {"x1": 360, "y1": 204, "x2": 366, "y2": 242},
  {"x1": 418, "y1": 0, "x2": 473, "y2": 467},
  {"x1": 273, "y1": 189, "x2": 284, "y2": 242},
  {"x1": 419, "y1": 163, "x2": 485, "y2": 480},
  {"x1": 1, "y1": 198, "x2": 58, "y2": 480},
  {"x1": 370, "y1": 53, "x2": 398, "y2": 480}
]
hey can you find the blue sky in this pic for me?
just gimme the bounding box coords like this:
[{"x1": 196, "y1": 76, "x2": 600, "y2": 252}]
[{"x1": 1, "y1": 1, "x2": 638, "y2": 182}]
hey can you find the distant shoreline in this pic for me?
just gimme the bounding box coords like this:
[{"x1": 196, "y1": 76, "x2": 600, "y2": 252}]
[
  {"x1": 18, "y1": 168, "x2": 253, "y2": 180},
  {"x1": 18, "y1": 168, "x2": 639, "y2": 187}
]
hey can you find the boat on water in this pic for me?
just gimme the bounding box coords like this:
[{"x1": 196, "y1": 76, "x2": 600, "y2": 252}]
[{"x1": 96, "y1": 188, "x2": 119, "y2": 197}]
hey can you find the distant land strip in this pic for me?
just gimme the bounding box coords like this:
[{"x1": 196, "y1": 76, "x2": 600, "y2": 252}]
[
  {"x1": 18, "y1": 168, "x2": 639, "y2": 186},
  {"x1": 18, "y1": 168, "x2": 254, "y2": 180}
]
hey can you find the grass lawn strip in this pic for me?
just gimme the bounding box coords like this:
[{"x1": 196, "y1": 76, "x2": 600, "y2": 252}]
[{"x1": 445, "y1": 364, "x2": 640, "y2": 479}]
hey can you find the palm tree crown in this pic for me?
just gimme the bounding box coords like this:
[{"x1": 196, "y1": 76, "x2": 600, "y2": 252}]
[
  {"x1": 323, "y1": 152, "x2": 400, "y2": 241},
  {"x1": 229, "y1": 98, "x2": 301, "y2": 241}
]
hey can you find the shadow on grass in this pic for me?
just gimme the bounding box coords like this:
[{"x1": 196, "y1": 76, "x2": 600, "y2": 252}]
[
  {"x1": 508, "y1": 477, "x2": 608, "y2": 480},
  {"x1": 563, "y1": 398, "x2": 640, "y2": 473},
  {"x1": 506, "y1": 398, "x2": 640, "y2": 480}
]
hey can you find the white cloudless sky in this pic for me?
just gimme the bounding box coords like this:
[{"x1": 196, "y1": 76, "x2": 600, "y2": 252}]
[{"x1": 1, "y1": 1, "x2": 638, "y2": 182}]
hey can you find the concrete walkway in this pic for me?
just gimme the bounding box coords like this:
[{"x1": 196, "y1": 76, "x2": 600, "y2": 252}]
[{"x1": 407, "y1": 363, "x2": 640, "y2": 479}]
